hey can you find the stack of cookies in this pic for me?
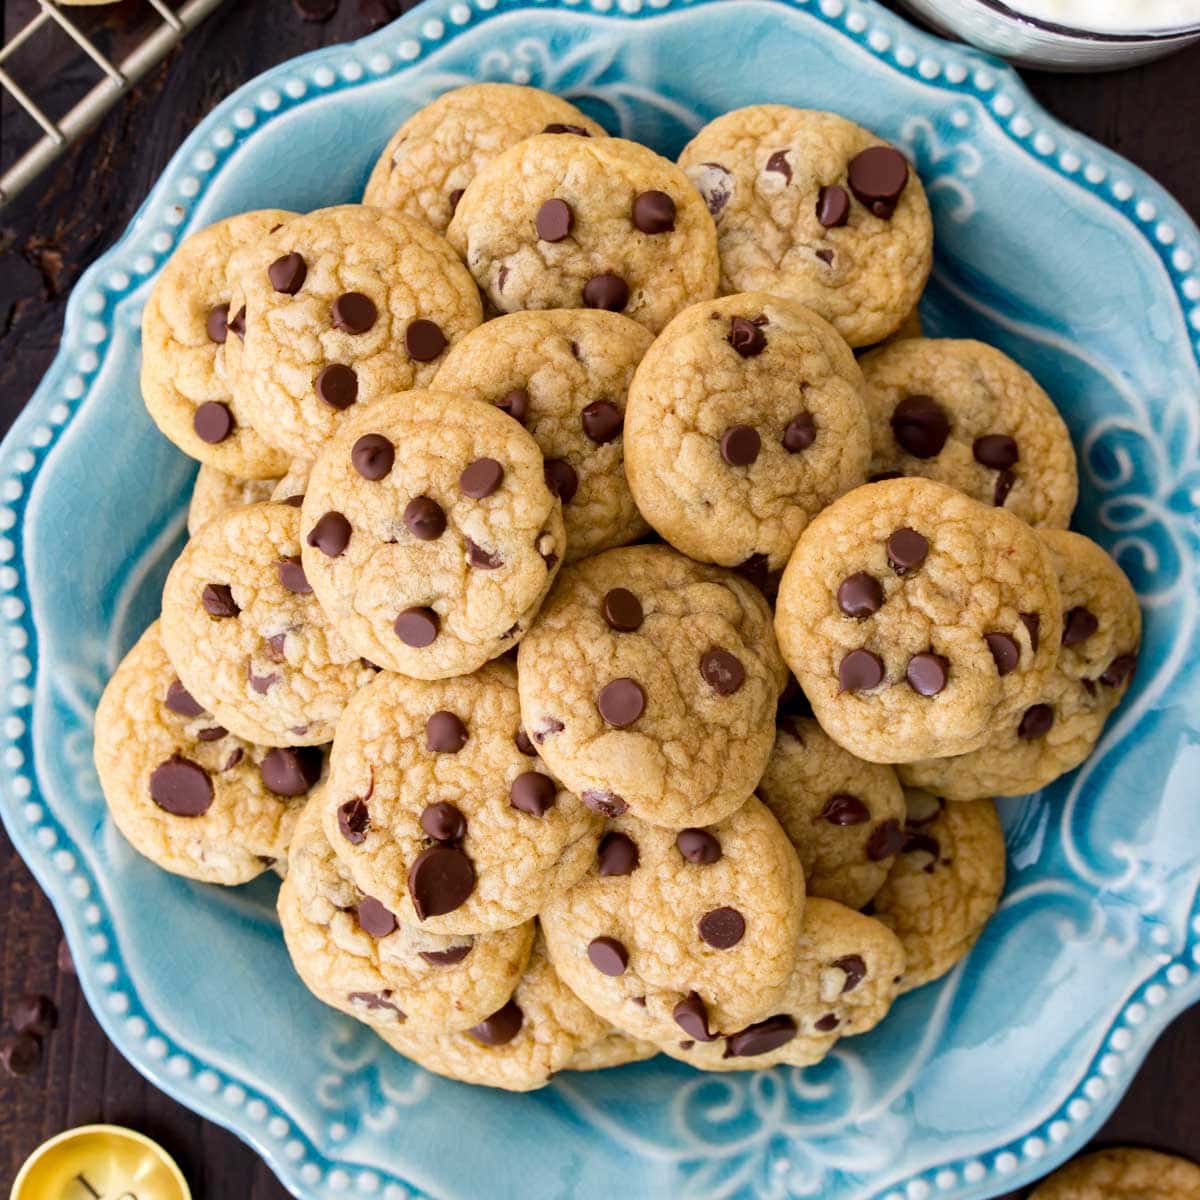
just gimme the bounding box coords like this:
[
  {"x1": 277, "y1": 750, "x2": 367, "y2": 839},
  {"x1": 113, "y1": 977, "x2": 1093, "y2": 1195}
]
[{"x1": 95, "y1": 85, "x2": 1141, "y2": 1091}]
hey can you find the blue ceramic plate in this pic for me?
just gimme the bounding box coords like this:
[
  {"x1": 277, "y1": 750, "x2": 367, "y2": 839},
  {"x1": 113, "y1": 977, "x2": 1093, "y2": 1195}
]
[{"x1": 1, "y1": 1, "x2": 1198, "y2": 1197}]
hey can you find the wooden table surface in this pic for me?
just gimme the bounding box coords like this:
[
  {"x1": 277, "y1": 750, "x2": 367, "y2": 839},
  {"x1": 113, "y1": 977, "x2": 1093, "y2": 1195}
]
[{"x1": 0, "y1": 2, "x2": 1197, "y2": 1196}]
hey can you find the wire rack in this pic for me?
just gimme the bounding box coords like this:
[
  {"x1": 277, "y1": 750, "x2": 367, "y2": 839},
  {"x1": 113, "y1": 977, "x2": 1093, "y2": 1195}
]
[{"x1": 0, "y1": 0, "x2": 227, "y2": 209}]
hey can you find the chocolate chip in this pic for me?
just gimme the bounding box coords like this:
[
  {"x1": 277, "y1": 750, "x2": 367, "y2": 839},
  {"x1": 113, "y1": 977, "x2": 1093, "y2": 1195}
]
[
  {"x1": 1062, "y1": 606, "x2": 1100, "y2": 646},
  {"x1": 462, "y1": 538, "x2": 504, "y2": 574},
  {"x1": 676, "y1": 828, "x2": 721, "y2": 864},
  {"x1": 0, "y1": 1034, "x2": 40, "y2": 1077},
  {"x1": 448, "y1": 188, "x2": 464, "y2": 214},
  {"x1": 588, "y1": 936, "x2": 628, "y2": 975},
  {"x1": 468, "y1": 999, "x2": 522, "y2": 1045},
  {"x1": 581, "y1": 399, "x2": 623, "y2": 444},
  {"x1": 903, "y1": 831, "x2": 941, "y2": 866},
  {"x1": 228, "y1": 306, "x2": 246, "y2": 339},
  {"x1": 602, "y1": 587, "x2": 643, "y2": 632},
  {"x1": 497, "y1": 387, "x2": 529, "y2": 424},
  {"x1": 543, "y1": 123, "x2": 590, "y2": 136},
  {"x1": 724, "y1": 1014, "x2": 797, "y2": 1058},
  {"x1": 973, "y1": 434, "x2": 1019, "y2": 471},
  {"x1": 1018, "y1": 703, "x2": 1054, "y2": 740},
  {"x1": 583, "y1": 274, "x2": 629, "y2": 312},
  {"x1": 332, "y1": 292, "x2": 378, "y2": 334},
  {"x1": 891, "y1": 395, "x2": 949, "y2": 458},
  {"x1": 536, "y1": 198, "x2": 574, "y2": 242},
  {"x1": 783, "y1": 412, "x2": 816, "y2": 452},
  {"x1": 351, "y1": 434, "x2": 395, "y2": 481},
  {"x1": 149, "y1": 755, "x2": 213, "y2": 816},
  {"x1": 994, "y1": 469, "x2": 1015, "y2": 507},
  {"x1": 597, "y1": 678, "x2": 644, "y2": 727},
  {"x1": 673, "y1": 991, "x2": 716, "y2": 1042},
  {"x1": 837, "y1": 572, "x2": 884, "y2": 618},
  {"x1": 260, "y1": 747, "x2": 322, "y2": 796},
  {"x1": 281, "y1": 494, "x2": 304, "y2": 508},
  {"x1": 420, "y1": 802, "x2": 466, "y2": 844},
  {"x1": 268, "y1": 252, "x2": 307, "y2": 294},
  {"x1": 985, "y1": 632, "x2": 1020, "y2": 676},
  {"x1": 249, "y1": 668, "x2": 278, "y2": 695},
  {"x1": 833, "y1": 954, "x2": 867, "y2": 992},
  {"x1": 515, "y1": 727, "x2": 536, "y2": 757},
  {"x1": 1020, "y1": 612, "x2": 1041, "y2": 652},
  {"x1": 405, "y1": 318, "x2": 447, "y2": 362},
  {"x1": 395, "y1": 607, "x2": 438, "y2": 647},
  {"x1": 906, "y1": 652, "x2": 949, "y2": 696},
  {"x1": 819, "y1": 793, "x2": 869, "y2": 826},
  {"x1": 266, "y1": 633, "x2": 288, "y2": 662},
  {"x1": 816, "y1": 184, "x2": 850, "y2": 228},
  {"x1": 307, "y1": 511, "x2": 351, "y2": 557},
  {"x1": 165, "y1": 678, "x2": 204, "y2": 718},
  {"x1": 847, "y1": 146, "x2": 909, "y2": 218},
  {"x1": 201, "y1": 583, "x2": 239, "y2": 618},
  {"x1": 728, "y1": 316, "x2": 766, "y2": 358},
  {"x1": 632, "y1": 189, "x2": 676, "y2": 233},
  {"x1": 510, "y1": 772, "x2": 556, "y2": 817},
  {"x1": 866, "y1": 819, "x2": 904, "y2": 861},
  {"x1": 356, "y1": 895, "x2": 397, "y2": 938},
  {"x1": 632, "y1": 996, "x2": 647, "y2": 1007},
  {"x1": 276, "y1": 556, "x2": 311, "y2": 594},
  {"x1": 581, "y1": 789, "x2": 628, "y2": 817},
  {"x1": 869, "y1": 471, "x2": 904, "y2": 483},
  {"x1": 533, "y1": 718, "x2": 564, "y2": 744},
  {"x1": 408, "y1": 844, "x2": 475, "y2": 919},
  {"x1": 815, "y1": 248, "x2": 835, "y2": 265},
  {"x1": 12, "y1": 993, "x2": 57, "y2": 1038},
  {"x1": 736, "y1": 553, "x2": 771, "y2": 592},
  {"x1": 1101, "y1": 654, "x2": 1137, "y2": 687},
  {"x1": 338, "y1": 798, "x2": 370, "y2": 843},
  {"x1": 203, "y1": 304, "x2": 231, "y2": 347},
  {"x1": 839, "y1": 649, "x2": 884, "y2": 692},
  {"x1": 426, "y1": 711, "x2": 467, "y2": 753},
  {"x1": 720, "y1": 424, "x2": 760, "y2": 467},
  {"x1": 348, "y1": 991, "x2": 403, "y2": 1015},
  {"x1": 544, "y1": 458, "x2": 579, "y2": 503},
  {"x1": 222, "y1": 748, "x2": 243, "y2": 771},
  {"x1": 765, "y1": 149, "x2": 792, "y2": 182},
  {"x1": 460, "y1": 457, "x2": 504, "y2": 499},
  {"x1": 314, "y1": 367, "x2": 361, "y2": 418},
  {"x1": 814, "y1": 1013, "x2": 840, "y2": 1032},
  {"x1": 193, "y1": 401, "x2": 234, "y2": 444},
  {"x1": 696, "y1": 161, "x2": 733, "y2": 216},
  {"x1": 597, "y1": 831, "x2": 639, "y2": 876},
  {"x1": 402, "y1": 496, "x2": 446, "y2": 541},
  {"x1": 420, "y1": 944, "x2": 472, "y2": 966},
  {"x1": 192, "y1": 726, "x2": 224, "y2": 743},
  {"x1": 700, "y1": 648, "x2": 745, "y2": 696},
  {"x1": 887, "y1": 528, "x2": 928, "y2": 573},
  {"x1": 699, "y1": 906, "x2": 745, "y2": 949}
]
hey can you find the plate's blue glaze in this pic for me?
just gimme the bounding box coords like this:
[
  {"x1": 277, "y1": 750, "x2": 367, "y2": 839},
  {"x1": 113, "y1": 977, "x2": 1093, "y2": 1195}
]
[{"x1": 0, "y1": 2, "x2": 1197, "y2": 1197}]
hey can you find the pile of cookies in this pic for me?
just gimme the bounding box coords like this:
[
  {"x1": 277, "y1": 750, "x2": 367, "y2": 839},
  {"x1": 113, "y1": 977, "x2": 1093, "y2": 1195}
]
[{"x1": 94, "y1": 84, "x2": 1141, "y2": 1091}]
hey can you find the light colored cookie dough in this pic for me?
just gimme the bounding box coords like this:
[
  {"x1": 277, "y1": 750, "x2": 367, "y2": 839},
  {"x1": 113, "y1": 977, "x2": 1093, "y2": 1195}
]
[
  {"x1": 270, "y1": 459, "x2": 313, "y2": 506},
  {"x1": 678, "y1": 106, "x2": 933, "y2": 348},
  {"x1": 624, "y1": 293, "x2": 870, "y2": 571},
  {"x1": 662, "y1": 897, "x2": 904, "y2": 1069},
  {"x1": 447, "y1": 134, "x2": 719, "y2": 334},
  {"x1": 900, "y1": 530, "x2": 1140, "y2": 799},
  {"x1": 363, "y1": 84, "x2": 606, "y2": 235},
  {"x1": 775, "y1": 477, "x2": 1063, "y2": 763},
  {"x1": 760, "y1": 716, "x2": 907, "y2": 910},
  {"x1": 870, "y1": 791, "x2": 1006, "y2": 992},
  {"x1": 433, "y1": 309, "x2": 653, "y2": 562},
  {"x1": 564, "y1": 1030, "x2": 658, "y2": 1071},
  {"x1": 161, "y1": 501, "x2": 376, "y2": 747},
  {"x1": 541, "y1": 798, "x2": 805, "y2": 1046},
  {"x1": 141, "y1": 210, "x2": 295, "y2": 478},
  {"x1": 322, "y1": 661, "x2": 601, "y2": 935},
  {"x1": 301, "y1": 390, "x2": 564, "y2": 679},
  {"x1": 94, "y1": 622, "x2": 315, "y2": 885},
  {"x1": 228, "y1": 204, "x2": 482, "y2": 460},
  {"x1": 860, "y1": 338, "x2": 1078, "y2": 528},
  {"x1": 188, "y1": 465, "x2": 280, "y2": 536},
  {"x1": 1029, "y1": 1148, "x2": 1200, "y2": 1200},
  {"x1": 279, "y1": 802, "x2": 535, "y2": 1034},
  {"x1": 517, "y1": 544, "x2": 787, "y2": 828}
]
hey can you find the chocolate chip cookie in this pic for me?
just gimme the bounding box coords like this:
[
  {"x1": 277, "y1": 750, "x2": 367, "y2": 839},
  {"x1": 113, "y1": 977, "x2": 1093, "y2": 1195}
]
[
  {"x1": 363, "y1": 84, "x2": 606, "y2": 235},
  {"x1": 321, "y1": 661, "x2": 601, "y2": 935},
  {"x1": 900, "y1": 530, "x2": 1140, "y2": 799},
  {"x1": 1029, "y1": 1148, "x2": 1200, "y2": 1200},
  {"x1": 759, "y1": 716, "x2": 906, "y2": 910},
  {"x1": 624, "y1": 293, "x2": 871, "y2": 571},
  {"x1": 227, "y1": 204, "x2": 482, "y2": 460},
  {"x1": 433, "y1": 309, "x2": 653, "y2": 563},
  {"x1": 188, "y1": 465, "x2": 281, "y2": 536},
  {"x1": 774, "y1": 477, "x2": 1063, "y2": 763},
  {"x1": 661, "y1": 897, "x2": 904, "y2": 1069},
  {"x1": 161, "y1": 501, "x2": 376, "y2": 746},
  {"x1": 446, "y1": 134, "x2": 719, "y2": 334},
  {"x1": 540, "y1": 797, "x2": 805, "y2": 1046},
  {"x1": 517, "y1": 544, "x2": 787, "y2": 828},
  {"x1": 861, "y1": 338, "x2": 1078, "y2": 527},
  {"x1": 141, "y1": 210, "x2": 295, "y2": 479},
  {"x1": 94, "y1": 622, "x2": 316, "y2": 885},
  {"x1": 279, "y1": 801, "x2": 535, "y2": 1033},
  {"x1": 301, "y1": 389, "x2": 565, "y2": 678},
  {"x1": 870, "y1": 791, "x2": 1006, "y2": 992},
  {"x1": 678, "y1": 106, "x2": 933, "y2": 348}
]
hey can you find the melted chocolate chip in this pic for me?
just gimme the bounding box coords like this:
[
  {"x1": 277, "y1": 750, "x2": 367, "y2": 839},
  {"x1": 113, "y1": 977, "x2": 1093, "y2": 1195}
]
[
  {"x1": 602, "y1": 587, "x2": 643, "y2": 632},
  {"x1": 720, "y1": 424, "x2": 761, "y2": 467},
  {"x1": 582, "y1": 274, "x2": 629, "y2": 312},
  {"x1": 581, "y1": 399, "x2": 623, "y2": 444},
  {"x1": 728, "y1": 316, "x2": 767, "y2": 358},
  {"x1": 673, "y1": 991, "x2": 716, "y2": 1042},
  {"x1": 1100, "y1": 654, "x2": 1137, "y2": 687},
  {"x1": 425, "y1": 711, "x2": 467, "y2": 753},
  {"x1": 985, "y1": 632, "x2": 1020, "y2": 676},
  {"x1": 783, "y1": 412, "x2": 816, "y2": 452},
  {"x1": 597, "y1": 678, "x2": 644, "y2": 727},
  {"x1": 315, "y1": 364, "x2": 358, "y2": 410},
  {"x1": 497, "y1": 387, "x2": 529, "y2": 424},
  {"x1": 866, "y1": 819, "x2": 904, "y2": 861},
  {"x1": 149, "y1": 755, "x2": 213, "y2": 816},
  {"x1": 338, "y1": 798, "x2": 370, "y2": 843},
  {"x1": 1021, "y1": 612, "x2": 1041, "y2": 653},
  {"x1": 816, "y1": 184, "x2": 850, "y2": 228},
  {"x1": 632, "y1": 189, "x2": 676, "y2": 233},
  {"x1": 510, "y1": 771, "x2": 556, "y2": 817},
  {"x1": 165, "y1": 679, "x2": 204, "y2": 718},
  {"x1": 1018, "y1": 703, "x2": 1054, "y2": 740},
  {"x1": 833, "y1": 954, "x2": 867, "y2": 992},
  {"x1": 994, "y1": 469, "x2": 1016, "y2": 507},
  {"x1": 973, "y1": 433, "x2": 1019, "y2": 471},
  {"x1": 839, "y1": 649, "x2": 884, "y2": 692},
  {"x1": 276, "y1": 556, "x2": 311, "y2": 594},
  {"x1": 307, "y1": 511, "x2": 352, "y2": 557},
  {"x1": 356, "y1": 895, "x2": 397, "y2": 938},
  {"x1": 332, "y1": 292, "x2": 378, "y2": 334},
  {"x1": 847, "y1": 146, "x2": 909, "y2": 218},
  {"x1": 906, "y1": 652, "x2": 949, "y2": 696},
  {"x1": 403, "y1": 496, "x2": 446, "y2": 541},
  {"x1": 408, "y1": 845, "x2": 475, "y2": 919},
  {"x1": 405, "y1": 319, "x2": 447, "y2": 362},
  {"x1": 420, "y1": 802, "x2": 466, "y2": 843},
  {"x1": 676, "y1": 828, "x2": 721, "y2": 864},
  {"x1": 580, "y1": 789, "x2": 628, "y2": 817},
  {"x1": 202, "y1": 584, "x2": 239, "y2": 618},
  {"x1": 206, "y1": 303, "x2": 230, "y2": 344},
  {"x1": 544, "y1": 458, "x2": 579, "y2": 503},
  {"x1": 700, "y1": 648, "x2": 745, "y2": 695},
  {"x1": 260, "y1": 747, "x2": 322, "y2": 797},
  {"x1": 460, "y1": 457, "x2": 504, "y2": 499},
  {"x1": 268, "y1": 252, "x2": 307, "y2": 294},
  {"x1": 887, "y1": 528, "x2": 928, "y2": 574},
  {"x1": 587, "y1": 936, "x2": 628, "y2": 976},
  {"x1": 723, "y1": 1014, "x2": 797, "y2": 1058},
  {"x1": 468, "y1": 999, "x2": 523, "y2": 1045},
  {"x1": 891, "y1": 395, "x2": 949, "y2": 458},
  {"x1": 1062, "y1": 606, "x2": 1100, "y2": 646},
  {"x1": 597, "y1": 831, "x2": 639, "y2": 876},
  {"x1": 351, "y1": 434, "x2": 395, "y2": 480},
  {"x1": 420, "y1": 944, "x2": 472, "y2": 967},
  {"x1": 837, "y1": 572, "x2": 884, "y2": 618},
  {"x1": 819, "y1": 794, "x2": 869, "y2": 826}
]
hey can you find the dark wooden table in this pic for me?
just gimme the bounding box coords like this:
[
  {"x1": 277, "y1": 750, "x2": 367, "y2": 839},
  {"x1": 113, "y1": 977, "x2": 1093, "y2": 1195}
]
[{"x1": 1, "y1": 2, "x2": 1197, "y2": 1196}]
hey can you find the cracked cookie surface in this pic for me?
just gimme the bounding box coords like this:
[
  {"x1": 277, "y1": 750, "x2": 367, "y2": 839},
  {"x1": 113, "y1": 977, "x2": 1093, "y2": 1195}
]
[
  {"x1": 517, "y1": 544, "x2": 787, "y2": 828},
  {"x1": 447, "y1": 134, "x2": 719, "y2": 334},
  {"x1": 625, "y1": 293, "x2": 870, "y2": 571},
  {"x1": 775, "y1": 477, "x2": 1063, "y2": 763},
  {"x1": 301, "y1": 389, "x2": 565, "y2": 678},
  {"x1": 1028, "y1": 1149, "x2": 1200, "y2": 1200},
  {"x1": 678, "y1": 106, "x2": 932, "y2": 348}
]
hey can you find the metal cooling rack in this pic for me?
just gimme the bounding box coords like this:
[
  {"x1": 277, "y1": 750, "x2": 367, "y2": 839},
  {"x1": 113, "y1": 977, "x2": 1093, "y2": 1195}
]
[{"x1": 0, "y1": 0, "x2": 226, "y2": 209}]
